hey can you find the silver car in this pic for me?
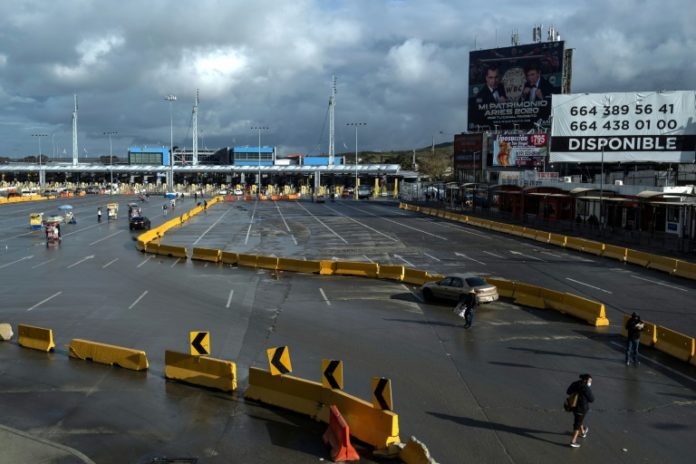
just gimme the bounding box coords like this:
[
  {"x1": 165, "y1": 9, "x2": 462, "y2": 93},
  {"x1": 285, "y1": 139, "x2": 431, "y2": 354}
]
[{"x1": 421, "y1": 273, "x2": 499, "y2": 303}]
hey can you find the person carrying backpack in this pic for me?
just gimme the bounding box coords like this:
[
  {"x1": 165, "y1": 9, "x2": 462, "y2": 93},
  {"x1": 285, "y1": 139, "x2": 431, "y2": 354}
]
[{"x1": 567, "y1": 373, "x2": 594, "y2": 448}]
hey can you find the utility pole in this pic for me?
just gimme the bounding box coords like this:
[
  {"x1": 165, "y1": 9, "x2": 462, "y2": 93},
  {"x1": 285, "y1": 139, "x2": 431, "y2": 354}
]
[
  {"x1": 165, "y1": 94, "x2": 177, "y2": 189},
  {"x1": 103, "y1": 131, "x2": 117, "y2": 186}
]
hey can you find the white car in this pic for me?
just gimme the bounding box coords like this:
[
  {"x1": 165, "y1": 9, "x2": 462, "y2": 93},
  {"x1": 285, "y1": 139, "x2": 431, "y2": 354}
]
[{"x1": 421, "y1": 273, "x2": 499, "y2": 304}]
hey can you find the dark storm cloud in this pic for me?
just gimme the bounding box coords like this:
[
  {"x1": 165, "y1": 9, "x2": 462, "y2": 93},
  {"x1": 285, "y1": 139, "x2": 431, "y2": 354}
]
[{"x1": 0, "y1": 0, "x2": 693, "y2": 158}]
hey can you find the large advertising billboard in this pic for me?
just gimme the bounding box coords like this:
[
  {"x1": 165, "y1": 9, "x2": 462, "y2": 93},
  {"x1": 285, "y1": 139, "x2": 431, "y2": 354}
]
[
  {"x1": 493, "y1": 133, "x2": 548, "y2": 168},
  {"x1": 550, "y1": 91, "x2": 696, "y2": 163},
  {"x1": 468, "y1": 42, "x2": 564, "y2": 132},
  {"x1": 453, "y1": 133, "x2": 483, "y2": 170}
]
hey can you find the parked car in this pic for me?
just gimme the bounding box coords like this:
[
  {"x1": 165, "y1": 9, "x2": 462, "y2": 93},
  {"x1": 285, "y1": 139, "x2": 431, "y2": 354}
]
[
  {"x1": 129, "y1": 215, "x2": 151, "y2": 231},
  {"x1": 342, "y1": 187, "x2": 354, "y2": 198},
  {"x1": 357, "y1": 185, "x2": 372, "y2": 199},
  {"x1": 313, "y1": 194, "x2": 326, "y2": 203},
  {"x1": 421, "y1": 273, "x2": 499, "y2": 304}
]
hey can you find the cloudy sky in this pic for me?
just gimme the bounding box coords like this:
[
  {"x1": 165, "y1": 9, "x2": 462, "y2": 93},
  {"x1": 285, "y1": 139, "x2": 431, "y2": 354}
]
[{"x1": 0, "y1": 0, "x2": 694, "y2": 159}]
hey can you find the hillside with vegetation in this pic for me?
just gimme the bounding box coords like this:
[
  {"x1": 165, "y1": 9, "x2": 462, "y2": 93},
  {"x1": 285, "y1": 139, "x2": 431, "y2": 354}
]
[{"x1": 337, "y1": 142, "x2": 454, "y2": 180}]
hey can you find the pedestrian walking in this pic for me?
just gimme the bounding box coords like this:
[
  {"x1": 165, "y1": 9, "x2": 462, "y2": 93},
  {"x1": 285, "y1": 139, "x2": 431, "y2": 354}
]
[
  {"x1": 625, "y1": 312, "x2": 645, "y2": 366},
  {"x1": 194, "y1": 192, "x2": 198, "y2": 202},
  {"x1": 163, "y1": 203, "x2": 168, "y2": 216},
  {"x1": 454, "y1": 289, "x2": 477, "y2": 329},
  {"x1": 97, "y1": 207, "x2": 102, "y2": 223},
  {"x1": 567, "y1": 374, "x2": 594, "y2": 448},
  {"x1": 203, "y1": 200, "x2": 208, "y2": 210}
]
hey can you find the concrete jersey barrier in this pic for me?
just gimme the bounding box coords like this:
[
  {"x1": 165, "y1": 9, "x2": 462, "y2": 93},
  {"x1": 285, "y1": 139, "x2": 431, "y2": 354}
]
[
  {"x1": 164, "y1": 350, "x2": 237, "y2": 392},
  {"x1": 17, "y1": 324, "x2": 55, "y2": 352},
  {"x1": 69, "y1": 339, "x2": 149, "y2": 371}
]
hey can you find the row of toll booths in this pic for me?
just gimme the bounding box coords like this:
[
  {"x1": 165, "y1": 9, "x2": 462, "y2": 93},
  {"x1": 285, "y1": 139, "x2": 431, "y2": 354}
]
[{"x1": 447, "y1": 183, "x2": 696, "y2": 240}]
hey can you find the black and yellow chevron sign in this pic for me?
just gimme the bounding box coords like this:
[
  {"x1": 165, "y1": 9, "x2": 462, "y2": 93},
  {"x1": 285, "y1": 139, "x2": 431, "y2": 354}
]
[
  {"x1": 189, "y1": 331, "x2": 210, "y2": 356},
  {"x1": 371, "y1": 377, "x2": 393, "y2": 411},
  {"x1": 321, "y1": 359, "x2": 343, "y2": 390},
  {"x1": 266, "y1": 346, "x2": 292, "y2": 376}
]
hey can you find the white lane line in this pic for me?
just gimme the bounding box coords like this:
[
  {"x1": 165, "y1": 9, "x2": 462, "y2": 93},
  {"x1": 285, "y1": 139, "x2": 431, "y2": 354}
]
[
  {"x1": 27, "y1": 291, "x2": 62, "y2": 311},
  {"x1": 363, "y1": 255, "x2": 374, "y2": 263},
  {"x1": 137, "y1": 256, "x2": 154, "y2": 268},
  {"x1": 170, "y1": 257, "x2": 181, "y2": 268},
  {"x1": 423, "y1": 252, "x2": 441, "y2": 262},
  {"x1": 67, "y1": 255, "x2": 95, "y2": 269},
  {"x1": 101, "y1": 258, "x2": 119, "y2": 269},
  {"x1": 609, "y1": 341, "x2": 696, "y2": 385},
  {"x1": 295, "y1": 202, "x2": 349, "y2": 244},
  {"x1": 565, "y1": 277, "x2": 613, "y2": 294},
  {"x1": 541, "y1": 251, "x2": 563, "y2": 258},
  {"x1": 193, "y1": 207, "x2": 233, "y2": 246},
  {"x1": 226, "y1": 289, "x2": 234, "y2": 308},
  {"x1": 630, "y1": 275, "x2": 688, "y2": 292},
  {"x1": 275, "y1": 202, "x2": 298, "y2": 245},
  {"x1": 319, "y1": 288, "x2": 331, "y2": 306},
  {"x1": 393, "y1": 254, "x2": 415, "y2": 267},
  {"x1": 62, "y1": 222, "x2": 102, "y2": 237},
  {"x1": 325, "y1": 205, "x2": 399, "y2": 242},
  {"x1": 509, "y1": 250, "x2": 544, "y2": 261},
  {"x1": 342, "y1": 203, "x2": 448, "y2": 240},
  {"x1": 128, "y1": 290, "x2": 148, "y2": 309},
  {"x1": 89, "y1": 230, "x2": 124, "y2": 246},
  {"x1": 403, "y1": 283, "x2": 424, "y2": 302},
  {"x1": 0, "y1": 255, "x2": 34, "y2": 269},
  {"x1": 455, "y1": 252, "x2": 486, "y2": 266},
  {"x1": 32, "y1": 258, "x2": 56, "y2": 269},
  {"x1": 431, "y1": 221, "x2": 492, "y2": 239},
  {"x1": 483, "y1": 251, "x2": 504, "y2": 259},
  {"x1": 245, "y1": 201, "x2": 260, "y2": 245}
]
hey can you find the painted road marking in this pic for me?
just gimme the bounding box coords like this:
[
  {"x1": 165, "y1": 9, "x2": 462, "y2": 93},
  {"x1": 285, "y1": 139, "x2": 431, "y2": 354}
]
[
  {"x1": 31, "y1": 258, "x2": 56, "y2": 269},
  {"x1": 275, "y1": 202, "x2": 298, "y2": 245},
  {"x1": 430, "y1": 221, "x2": 492, "y2": 239},
  {"x1": 455, "y1": 252, "x2": 486, "y2": 266},
  {"x1": 128, "y1": 290, "x2": 148, "y2": 309},
  {"x1": 510, "y1": 250, "x2": 544, "y2": 261},
  {"x1": 27, "y1": 291, "x2": 62, "y2": 311},
  {"x1": 62, "y1": 222, "x2": 102, "y2": 237},
  {"x1": 170, "y1": 257, "x2": 181, "y2": 268},
  {"x1": 245, "y1": 200, "x2": 260, "y2": 245},
  {"x1": 363, "y1": 255, "x2": 374, "y2": 263},
  {"x1": 541, "y1": 251, "x2": 563, "y2": 258},
  {"x1": 565, "y1": 277, "x2": 613, "y2": 294},
  {"x1": 89, "y1": 230, "x2": 124, "y2": 246},
  {"x1": 296, "y1": 202, "x2": 349, "y2": 244},
  {"x1": 393, "y1": 254, "x2": 415, "y2": 267},
  {"x1": 630, "y1": 275, "x2": 688, "y2": 292},
  {"x1": 403, "y1": 283, "x2": 424, "y2": 303},
  {"x1": 319, "y1": 288, "x2": 331, "y2": 306},
  {"x1": 226, "y1": 289, "x2": 234, "y2": 308},
  {"x1": 342, "y1": 204, "x2": 448, "y2": 240},
  {"x1": 137, "y1": 256, "x2": 154, "y2": 268},
  {"x1": 483, "y1": 251, "x2": 504, "y2": 259},
  {"x1": 0, "y1": 255, "x2": 34, "y2": 269},
  {"x1": 67, "y1": 255, "x2": 95, "y2": 269},
  {"x1": 326, "y1": 205, "x2": 399, "y2": 242},
  {"x1": 193, "y1": 207, "x2": 233, "y2": 246},
  {"x1": 423, "y1": 252, "x2": 441, "y2": 262},
  {"x1": 101, "y1": 258, "x2": 119, "y2": 269}
]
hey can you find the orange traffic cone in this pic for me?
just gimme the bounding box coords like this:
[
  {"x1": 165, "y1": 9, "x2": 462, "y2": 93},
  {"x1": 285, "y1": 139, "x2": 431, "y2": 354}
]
[{"x1": 323, "y1": 405, "x2": 360, "y2": 462}]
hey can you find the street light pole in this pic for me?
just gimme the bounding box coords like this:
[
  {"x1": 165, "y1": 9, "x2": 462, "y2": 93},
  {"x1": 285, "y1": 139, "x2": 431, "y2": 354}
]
[
  {"x1": 32, "y1": 133, "x2": 48, "y2": 188},
  {"x1": 346, "y1": 122, "x2": 366, "y2": 199},
  {"x1": 251, "y1": 126, "x2": 269, "y2": 198},
  {"x1": 103, "y1": 131, "x2": 117, "y2": 186},
  {"x1": 165, "y1": 94, "x2": 177, "y2": 190}
]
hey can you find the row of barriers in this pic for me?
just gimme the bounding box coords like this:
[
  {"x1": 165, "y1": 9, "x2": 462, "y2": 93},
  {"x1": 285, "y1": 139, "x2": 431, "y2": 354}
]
[
  {"x1": 224, "y1": 193, "x2": 301, "y2": 202},
  {"x1": 5, "y1": 322, "x2": 416, "y2": 459},
  {"x1": 399, "y1": 203, "x2": 696, "y2": 282},
  {"x1": 620, "y1": 315, "x2": 696, "y2": 366},
  {"x1": 0, "y1": 194, "x2": 49, "y2": 204}
]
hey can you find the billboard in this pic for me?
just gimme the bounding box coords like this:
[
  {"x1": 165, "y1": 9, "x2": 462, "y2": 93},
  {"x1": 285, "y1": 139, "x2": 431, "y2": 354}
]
[
  {"x1": 493, "y1": 133, "x2": 548, "y2": 168},
  {"x1": 453, "y1": 133, "x2": 483, "y2": 170},
  {"x1": 468, "y1": 41, "x2": 564, "y2": 131},
  {"x1": 550, "y1": 91, "x2": 696, "y2": 163}
]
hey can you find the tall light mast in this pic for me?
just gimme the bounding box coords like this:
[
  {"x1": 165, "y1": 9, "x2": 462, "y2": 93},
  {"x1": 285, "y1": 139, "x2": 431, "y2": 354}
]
[
  {"x1": 192, "y1": 89, "x2": 199, "y2": 166},
  {"x1": 72, "y1": 94, "x2": 78, "y2": 165},
  {"x1": 328, "y1": 75, "x2": 336, "y2": 165}
]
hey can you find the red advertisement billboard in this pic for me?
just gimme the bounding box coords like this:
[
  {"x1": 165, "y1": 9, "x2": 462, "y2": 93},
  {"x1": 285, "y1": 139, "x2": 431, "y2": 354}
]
[
  {"x1": 493, "y1": 133, "x2": 548, "y2": 168},
  {"x1": 453, "y1": 133, "x2": 483, "y2": 170},
  {"x1": 468, "y1": 42, "x2": 564, "y2": 132}
]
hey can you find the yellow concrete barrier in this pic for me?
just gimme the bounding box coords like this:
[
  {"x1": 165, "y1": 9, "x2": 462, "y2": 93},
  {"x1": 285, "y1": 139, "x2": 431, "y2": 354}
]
[
  {"x1": 403, "y1": 268, "x2": 434, "y2": 286},
  {"x1": 245, "y1": 367, "x2": 400, "y2": 450},
  {"x1": 221, "y1": 251, "x2": 239, "y2": 265},
  {"x1": 674, "y1": 260, "x2": 696, "y2": 280},
  {"x1": 144, "y1": 242, "x2": 160, "y2": 254},
  {"x1": 378, "y1": 264, "x2": 405, "y2": 281},
  {"x1": 548, "y1": 233, "x2": 568, "y2": 247},
  {"x1": 485, "y1": 277, "x2": 515, "y2": 298},
  {"x1": 237, "y1": 253, "x2": 259, "y2": 268},
  {"x1": 647, "y1": 255, "x2": 678, "y2": 274},
  {"x1": 135, "y1": 240, "x2": 146, "y2": 252},
  {"x1": 17, "y1": 324, "x2": 55, "y2": 352},
  {"x1": 191, "y1": 247, "x2": 221, "y2": 263},
  {"x1": 257, "y1": 255, "x2": 279, "y2": 270},
  {"x1": 540, "y1": 288, "x2": 567, "y2": 310},
  {"x1": 164, "y1": 350, "x2": 237, "y2": 392},
  {"x1": 512, "y1": 282, "x2": 545, "y2": 309},
  {"x1": 565, "y1": 237, "x2": 604, "y2": 255},
  {"x1": 620, "y1": 314, "x2": 657, "y2": 346},
  {"x1": 521, "y1": 227, "x2": 539, "y2": 240},
  {"x1": 277, "y1": 257, "x2": 322, "y2": 274},
  {"x1": 602, "y1": 244, "x2": 627, "y2": 262},
  {"x1": 558, "y1": 293, "x2": 610, "y2": 326},
  {"x1": 654, "y1": 327, "x2": 695, "y2": 362},
  {"x1": 625, "y1": 249, "x2": 652, "y2": 267},
  {"x1": 508, "y1": 225, "x2": 526, "y2": 237},
  {"x1": 534, "y1": 231, "x2": 551, "y2": 244},
  {"x1": 320, "y1": 260, "x2": 336, "y2": 275},
  {"x1": 334, "y1": 261, "x2": 379, "y2": 278},
  {"x1": 157, "y1": 244, "x2": 188, "y2": 259},
  {"x1": 68, "y1": 339, "x2": 149, "y2": 371}
]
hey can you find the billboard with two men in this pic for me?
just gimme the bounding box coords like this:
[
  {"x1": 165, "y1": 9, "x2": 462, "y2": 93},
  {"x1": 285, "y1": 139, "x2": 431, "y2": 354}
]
[{"x1": 468, "y1": 41, "x2": 565, "y2": 132}]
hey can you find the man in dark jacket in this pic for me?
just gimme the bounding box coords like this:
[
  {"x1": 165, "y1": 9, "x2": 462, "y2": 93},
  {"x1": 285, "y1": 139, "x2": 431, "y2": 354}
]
[
  {"x1": 456, "y1": 290, "x2": 478, "y2": 329},
  {"x1": 625, "y1": 312, "x2": 644, "y2": 366},
  {"x1": 568, "y1": 373, "x2": 594, "y2": 448}
]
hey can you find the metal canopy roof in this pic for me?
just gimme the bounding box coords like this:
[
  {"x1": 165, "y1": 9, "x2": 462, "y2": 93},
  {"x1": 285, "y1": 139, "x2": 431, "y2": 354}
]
[{"x1": 0, "y1": 163, "x2": 402, "y2": 175}]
